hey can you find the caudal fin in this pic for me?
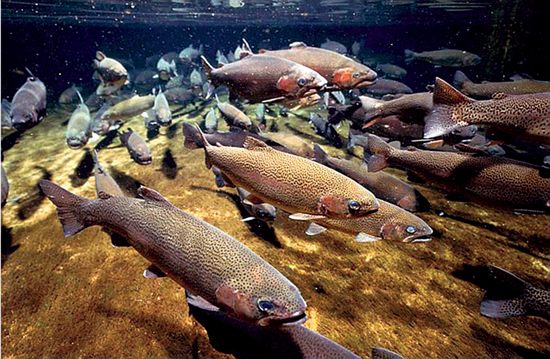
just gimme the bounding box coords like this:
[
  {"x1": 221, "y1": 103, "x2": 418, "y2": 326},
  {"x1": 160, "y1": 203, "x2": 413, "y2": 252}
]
[
  {"x1": 39, "y1": 180, "x2": 89, "y2": 237},
  {"x1": 363, "y1": 134, "x2": 393, "y2": 172},
  {"x1": 312, "y1": 144, "x2": 328, "y2": 164},
  {"x1": 182, "y1": 122, "x2": 204, "y2": 149},
  {"x1": 453, "y1": 70, "x2": 471, "y2": 89},
  {"x1": 404, "y1": 49, "x2": 416, "y2": 64},
  {"x1": 480, "y1": 265, "x2": 531, "y2": 319}
]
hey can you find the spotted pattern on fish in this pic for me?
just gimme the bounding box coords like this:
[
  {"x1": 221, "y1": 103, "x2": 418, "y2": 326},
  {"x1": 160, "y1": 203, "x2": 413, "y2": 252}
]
[{"x1": 284, "y1": 325, "x2": 361, "y2": 358}]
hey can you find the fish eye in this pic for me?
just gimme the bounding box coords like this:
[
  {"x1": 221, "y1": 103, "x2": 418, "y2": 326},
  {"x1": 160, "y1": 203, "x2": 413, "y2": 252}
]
[
  {"x1": 257, "y1": 299, "x2": 275, "y2": 313},
  {"x1": 406, "y1": 225, "x2": 417, "y2": 234},
  {"x1": 348, "y1": 200, "x2": 361, "y2": 213},
  {"x1": 352, "y1": 72, "x2": 360, "y2": 78},
  {"x1": 297, "y1": 77, "x2": 307, "y2": 86}
]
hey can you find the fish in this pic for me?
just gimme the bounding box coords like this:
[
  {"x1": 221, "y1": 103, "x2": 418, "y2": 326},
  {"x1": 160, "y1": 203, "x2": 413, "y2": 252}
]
[
  {"x1": 163, "y1": 87, "x2": 197, "y2": 105},
  {"x1": 1, "y1": 165, "x2": 9, "y2": 207},
  {"x1": 66, "y1": 90, "x2": 92, "y2": 149},
  {"x1": 258, "y1": 42, "x2": 376, "y2": 90},
  {"x1": 201, "y1": 54, "x2": 327, "y2": 103},
  {"x1": 119, "y1": 128, "x2": 152, "y2": 165},
  {"x1": 204, "y1": 108, "x2": 219, "y2": 134},
  {"x1": 92, "y1": 150, "x2": 124, "y2": 197},
  {"x1": 152, "y1": 88, "x2": 172, "y2": 126},
  {"x1": 58, "y1": 84, "x2": 82, "y2": 104},
  {"x1": 190, "y1": 68, "x2": 204, "y2": 87},
  {"x1": 156, "y1": 52, "x2": 179, "y2": 80},
  {"x1": 364, "y1": 79, "x2": 413, "y2": 97},
  {"x1": 39, "y1": 180, "x2": 307, "y2": 326},
  {"x1": 358, "y1": 92, "x2": 432, "y2": 124},
  {"x1": 165, "y1": 75, "x2": 185, "y2": 90},
  {"x1": 360, "y1": 116, "x2": 425, "y2": 144},
  {"x1": 424, "y1": 78, "x2": 550, "y2": 145},
  {"x1": 261, "y1": 132, "x2": 315, "y2": 158},
  {"x1": 320, "y1": 38, "x2": 347, "y2": 54},
  {"x1": 363, "y1": 134, "x2": 550, "y2": 211},
  {"x1": 179, "y1": 44, "x2": 203, "y2": 62},
  {"x1": 1, "y1": 99, "x2": 13, "y2": 130},
  {"x1": 90, "y1": 102, "x2": 115, "y2": 135},
  {"x1": 100, "y1": 94, "x2": 155, "y2": 123},
  {"x1": 9, "y1": 69, "x2": 47, "y2": 132},
  {"x1": 453, "y1": 71, "x2": 550, "y2": 98},
  {"x1": 216, "y1": 95, "x2": 253, "y2": 130},
  {"x1": 376, "y1": 63, "x2": 407, "y2": 79},
  {"x1": 193, "y1": 126, "x2": 380, "y2": 219},
  {"x1": 216, "y1": 50, "x2": 229, "y2": 65},
  {"x1": 404, "y1": 49, "x2": 481, "y2": 67},
  {"x1": 480, "y1": 265, "x2": 550, "y2": 320},
  {"x1": 187, "y1": 292, "x2": 361, "y2": 358},
  {"x1": 309, "y1": 113, "x2": 343, "y2": 148},
  {"x1": 351, "y1": 41, "x2": 361, "y2": 57},
  {"x1": 313, "y1": 144, "x2": 429, "y2": 212},
  {"x1": 93, "y1": 51, "x2": 129, "y2": 84},
  {"x1": 237, "y1": 187, "x2": 277, "y2": 226}
]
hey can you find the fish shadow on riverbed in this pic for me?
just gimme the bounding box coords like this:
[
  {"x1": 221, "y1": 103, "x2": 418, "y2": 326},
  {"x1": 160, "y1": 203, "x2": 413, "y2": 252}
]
[
  {"x1": 109, "y1": 167, "x2": 144, "y2": 197},
  {"x1": 1, "y1": 131, "x2": 22, "y2": 155},
  {"x1": 190, "y1": 185, "x2": 281, "y2": 248},
  {"x1": 165, "y1": 123, "x2": 179, "y2": 140},
  {"x1": 1, "y1": 225, "x2": 19, "y2": 268},
  {"x1": 17, "y1": 166, "x2": 52, "y2": 220},
  {"x1": 94, "y1": 130, "x2": 119, "y2": 151},
  {"x1": 160, "y1": 149, "x2": 178, "y2": 180},
  {"x1": 69, "y1": 149, "x2": 95, "y2": 187}
]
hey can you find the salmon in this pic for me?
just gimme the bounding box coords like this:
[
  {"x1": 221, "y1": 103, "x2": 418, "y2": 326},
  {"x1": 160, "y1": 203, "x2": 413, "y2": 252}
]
[{"x1": 39, "y1": 180, "x2": 307, "y2": 326}]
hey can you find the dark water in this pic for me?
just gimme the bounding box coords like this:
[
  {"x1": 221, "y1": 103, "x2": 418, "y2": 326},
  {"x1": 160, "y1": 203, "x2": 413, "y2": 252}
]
[{"x1": 1, "y1": 1, "x2": 549, "y2": 358}]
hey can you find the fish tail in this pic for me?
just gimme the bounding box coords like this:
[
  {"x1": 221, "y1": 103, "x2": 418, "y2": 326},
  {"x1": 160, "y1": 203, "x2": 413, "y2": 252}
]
[
  {"x1": 453, "y1": 70, "x2": 471, "y2": 89},
  {"x1": 182, "y1": 122, "x2": 204, "y2": 149},
  {"x1": 39, "y1": 180, "x2": 90, "y2": 237},
  {"x1": 404, "y1": 49, "x2": 415, "y2": 64},
  {"x1": 480, "y1": 265, "x2": 531, "y2": 319},
  {"x1": 312, "y1": 144, "x2": 328, "y2": 164},
  {"x1": 364, "y1": 134, "x2": 393, "y2": 172}
]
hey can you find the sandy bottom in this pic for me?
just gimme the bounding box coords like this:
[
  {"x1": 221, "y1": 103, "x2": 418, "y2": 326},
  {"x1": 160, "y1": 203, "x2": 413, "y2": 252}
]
[{"x1": 1, "y1": 101, "x2": 549, "y2": 358}]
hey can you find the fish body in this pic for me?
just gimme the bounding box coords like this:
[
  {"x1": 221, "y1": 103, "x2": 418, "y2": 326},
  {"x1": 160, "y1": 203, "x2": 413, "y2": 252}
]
[
  {"x1": 190, "y1": 69, "x2": 204, "y2": 87},
  {"x1": 92, "y1": 150, "x2": 124, "y2": 197},
  {"x1": 39, "y1": 180, "x2": 307, "y2": 326},
  {"x1": 309, "y1": 113, "x2": 343, "y2": 148},
  {"x1": 262, "y1": 132, "x2": 315, "y2": 158},
  {"x1": 454, "y1": 71, "x2": 550, "y2": 98},
  {"x1": 364, "y1": 134, "x2": 550, "y2": 211},
  {"x1": 10, "y1": 76, "x2": 47, "y2": 131},
  {"x1": 237, "y1": 187, "x2": 277, "y2": 226},
  {"x1": 359, "y1": 92, "x2": 432, "y2": 123},
  {"x1": 163, "y1": 87, "x2": 196, "y2": 105},
  {"x1": 364, "y1": 79, "x2": 412, "y2": 97},
  {"x1": 259, "y1": 42, "x2": 376, "y2": 90},
  {"x1": 93, "y1": 51, "x2": 129, "y2": 83},
  {"x1": 100, "y1": 94, "x2": 155, "y2": 122},
  {"x1": 320, "y1": 38, "x2": 348, "y2": 54},
  {"x1": 58, "y1": 85, "x2": 81, "y2": 104},
  {"x1": 216, "y1": 50, "x2": 229, "y2": 65},
  {"x1": 197, "y1": 129, "x2": 379, "y2": 219},
  {"x1": 376, "y1": 63, "x2": 407, "y2": 79},
  {"x1": 1, "y1": 165, "x2": 9, "y2": 207},
  {"x1": 90, "y1": 102, "x2": 114, "y2": 135},
  {"x1": 216, "y1": 96, "x2": 253, "y2": 130},
  {"x1": 157, "y1": 52, "x2": 179, "y2": 79},
  {"x1": 202, "y1": 54, "x2": 327, "y2": 103},
  {"x1": 404, "y1": 49, "x2": 481, "y2": 67},
  {"x1": 119, "y1": 128, "x2": 152, "y2": 165},
  {"x1": 313, "y1": 144, "x2": 429, "y2": 212},
  {"x1": 204, "y1": 108, "x2": 219, "y2": 133},
  {"x1": 66, "y1": 98, "x2": 92, "y2": 149},
  {"x1": 179, "y1": 44, "x2": 203, "y2": 62},
  {"x1": 351, "y1": 41, "x2": 361, "y2": 56},
  {"x1": 153, "y1": 89, "x2": 172, "y2": 126},
  {"x1": 424, "y1": 78, "x2": 550, "y2": 144}
]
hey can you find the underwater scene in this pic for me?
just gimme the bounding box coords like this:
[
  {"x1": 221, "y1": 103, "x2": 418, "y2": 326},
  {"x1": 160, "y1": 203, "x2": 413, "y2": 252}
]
[{"x1": 1, "y1": 1, "x2": 549, "y2": 358}]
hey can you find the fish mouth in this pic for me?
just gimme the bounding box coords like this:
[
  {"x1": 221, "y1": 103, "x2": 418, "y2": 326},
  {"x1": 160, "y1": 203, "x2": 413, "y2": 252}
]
[
  {"x1": 66, "y1": 140, "x2": 84, "y2": 149},
  {"x1": 354, "y1": 78, "x2": 377, "y2": 88},
  {"x1": 403, "y1": 232, "x2": 433, "y2": 243},
  {"x1": 137, "y1": 158, "x2": 153, "y2": 165},
  {"x1": 260, "y1": 311, "x2": 307, "y2": 326}
]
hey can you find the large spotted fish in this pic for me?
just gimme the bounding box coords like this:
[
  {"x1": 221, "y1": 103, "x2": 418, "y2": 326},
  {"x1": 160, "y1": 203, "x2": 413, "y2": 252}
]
[
  {"x1": 424, "y1": 78, "x2": 550, "y2": 145},
  {"x1": 39, "y1": 180, "x2": 307, "y2": 327},
  {"x1": 193, "y1": 126, "x2": 380, "y2": 220}
]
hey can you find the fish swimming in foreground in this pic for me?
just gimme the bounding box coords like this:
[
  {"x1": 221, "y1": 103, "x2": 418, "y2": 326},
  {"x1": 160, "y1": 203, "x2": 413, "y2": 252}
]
[
  {"x1": 364, "y1": 79, "x2": 413, "y2": 97},
  {"x1": 363, "y1": 134, "x2": 550, "y2": 212},
  {"x1": 66, "y1": 90, "x2": 92, "y2": 149},
  {"x1": 92, "y1": 150, "x2": 124, "y2": 197},
  {"x1": 320, "y1": 38, "x2": 348, "y2": 54},
  {"x1": 376, "y1": 63, "x2": 407, "y2": 79},
  {"x1": 216, "y1": 95, "x2": 253, "y2": 131},
  {"x1": 187, "y1": 292, "x2": 361, "y2": 358},
  {"x1": 119, "y1": 128, "x2": 152, "y2": 165},
  {"x1": 313, "y1": 144, "x2": 429, "y2": 212},
  {"x1": 424, "y1": 78, "x2": 550, "y2": 145},
  {"x1": 204, "y1": 108, "x2": 219, "y2": 133},
  {"x1": 480, "y1": 265, "x2": 549, "y2": 320},
  {"x1": 194, "y1": 126, "x2": 379, "y2": 220},
  {"x1": 100, "y1": 94, "x2": 155, "y2": 123},
  {"x1": 9, "y1": 69, "x2": 47, "y2": 131},
  {"x1": 39, "y1": 180, "x2": 307, "y2": 326},
  {"x1": 404, "y1": 49, "x2": 481, "y2": 67},
  {"x1": 237, "y1": 187, "x2": 278, "y2": 227},
  {"x1": 309, "y1": 113, "x2": 343, "y2": 148},
  {"x1": 152, "y1": 88, "x2": 172, "y2": 126},
  {"x1": 258, "y1": 42, "x2": 376, "y2": 91},
  {"x1": 201, "y1": 53, "x2": 327, "y2": 103},
  {"x1": 453, "y1": 71, "x2": 550, "y2": 98},
  {"x1": 1, "y1": 165, "x2": 9, "y2": 207}
]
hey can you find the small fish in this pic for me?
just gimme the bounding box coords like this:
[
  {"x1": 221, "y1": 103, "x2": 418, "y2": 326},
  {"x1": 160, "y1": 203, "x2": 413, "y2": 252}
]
[
  {"x1": 262, "y1": 132, "x2": 315, "y2": 158},
  {"x1": 1, "y1": 165, "x2": 9, "y2": 207},
  {"x1": 100, "y1": 94, "x2": 155, "y2": 123},
  {"x1": 376, "y1": 63, "x2": 407, "y2": 79},
  {"x1": 203, "y1": 108, "x2": 219, "y2": 134},
  {"x1": 93, "y1": 51, "x2": 129, "y2": 84},
  {"x1": 39, "y1": 180, "x2": 307, "y2": 326},
  {"x1": 480, "y1": 265, "x2": 550, "y2": 320},
  {"x1": 216, "y1": 50, "x2": 229, "y2": 65},
  {"x1": 364, "y1": 79, "x2": 413, "y2": 97},
  {"x1": 156, "y1": 52, "x2": 179, "y2": 79},
  {"x1": 119, "y1": 128, "x2": 152, "y2": 165},
  {"x1": 163, "y1": 87, "x2": 197, "y2": 105},
  {"x1": 404, "y1": 49, "x2": 481, "y2": 67},
  {"x1": 133, "y1": 69, "x2": 158, "y2": 88},
  {"x1": 90, "y1": 102, "x2": 115, "y2": 135},
  {"x1": 193, "y1": 126, "x2": 379, "y2": 219},
  {"x1": 320, "y1": 38, "x2": 347, "y2": 54},
  {"x1": 58, "y1": 84, "x2": 82, "y2": 105},
  {"x1": 9, "y1": 69, "x2": 47, "y2": 132},
  {"x1": 351, "y1": 41, "x2": 361, "y2": 57},
  {"x1": 309, "y1": 113, "x2": 343, "y2": 148},
  {"x1": 153, "y1": 88, "x2": 172, "y2": 126},
  {"x1": 92, "y1": 150, "x2": 124, "y2": 197},
  {"x1": 190, "y1": 69, "x2": 204, "y2": 87},
  {"x1": 237, "y1": 187, "x2": 277, "y2": 226},
  {"x1": 216, "y1": 95, "x2": 253, "y2": 131},
  {"x1": 424, "y1": 78, "x2": 550, "y2": 145},
  {"x1": 66, "y1": 90, "x2": 92, "y2": 149},
  {"x1": 454, "y1": 71, "x2": 550, "y2": 98},
  {"x1": 179, "y1": 44, "x2": 203, "y2": 62}
]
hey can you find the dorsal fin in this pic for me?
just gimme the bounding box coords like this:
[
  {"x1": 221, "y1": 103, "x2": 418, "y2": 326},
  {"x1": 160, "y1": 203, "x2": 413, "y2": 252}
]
[
  {"x1": 289, "y1": 42, "x2": 307, "y2": 49},
  {"x1": 96, "y1": 51, "x2": 106, "y2": 61},
  {"x1": 433, "y1": 77, "x2": 473, "y2": 106},
  {"x1": 243, "y1": 136, "x2": 270, "y2": 150},
  {"x1": 137, "y1": 187, "x2": 176, "y2": 209}
]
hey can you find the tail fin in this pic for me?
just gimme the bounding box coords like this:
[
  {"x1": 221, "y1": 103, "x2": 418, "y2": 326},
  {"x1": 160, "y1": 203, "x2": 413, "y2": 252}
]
[
  {"x1": 364, "y1": 135, "x2": 393, "y2": 172},
  {"x1": 372, "y1": 348, "x2": 405, "y2": 359},
  {"x1": 313, "y1": 144, "x2": 328, "y2": 164},
  {"x1": 480, "y1": 265, "x2": 531, "y2": 319},
  {"x1": 201, "y1": 56, "x2": 214, "y2": 79},
  {"x1": 453, "y1": 70, "x2": 471, "y2": 89},
  {"x1": 182, "y1": 122, "x2": 204, "y2": 149},
  {"x1": 404, "y1": 49, "x2": 415, "y2": 64},
  {"x1": 39, "y1": 180, "x2": 89, "y2": 237}
]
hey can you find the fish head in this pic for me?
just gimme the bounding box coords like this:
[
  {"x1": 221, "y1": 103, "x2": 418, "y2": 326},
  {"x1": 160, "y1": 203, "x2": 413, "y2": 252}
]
[
  {"x1": 10, "y1": 107, "x2": 37, "y2": 131},
  {"x1": 277, "y1": 65, "x2": 327, "y2": 98},
  {"x1": 332, "y1": 65, "x2": 377, "y2": 89},
  {"x1": 319, "y1": 193, "x2": 379, "y2": 218},
  {"x1": 252, "y1": 203, "x2": 277, "y2": 224},
  {"x1": 155, "y1": 108, "x2": 172, "y2": 126},
  {"x1": 66, "y1": 129, "x2": 88, "y2": 149},
  {"x1": 133, "y1": 145, "x2": 153, "y2": 165},
  {"x1": 380, "y1": 217, "x2": 433, "y2": 243},
  {"x1": 464, "y1": 53, "x2": 481, "y2": 66}
]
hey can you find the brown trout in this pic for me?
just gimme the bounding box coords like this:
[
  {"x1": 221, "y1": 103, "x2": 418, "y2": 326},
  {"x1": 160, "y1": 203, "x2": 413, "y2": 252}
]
[
  {"x1": 364, "y1": 134, "x2": 550, "y2": 211},
  {"x1": 454, "y1": 71, "x2": 550, "y2": 98},
  {"x1": 194, "y1": 126, "x2": 380, "y2": 219},
  {"x1": 425, "y1": 78, "x2": 550, "y2": 144},
  {"x1": 39, "y1": 180, "x2": 307, "y2": 326}
]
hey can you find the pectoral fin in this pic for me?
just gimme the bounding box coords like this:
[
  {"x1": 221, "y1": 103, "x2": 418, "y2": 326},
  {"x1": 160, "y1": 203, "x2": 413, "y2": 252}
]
[
  {"x1": 185, "y1": 291, "x2": 220, "y2": 312},
  {"x1": 289, "y1": 213, "x2": 327, "y2": 221},
  {"x1": 355, "y1": 232, "x2": 382, "y2": 243},
  {"x1": 143, "y1": 264, "x2": 167, "y2": 279},
  {"x1": 306, "y1": 223, "x2": 327, "y2": 236}
]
